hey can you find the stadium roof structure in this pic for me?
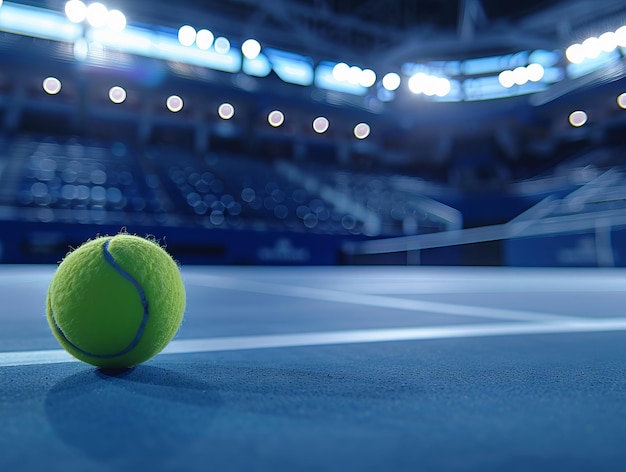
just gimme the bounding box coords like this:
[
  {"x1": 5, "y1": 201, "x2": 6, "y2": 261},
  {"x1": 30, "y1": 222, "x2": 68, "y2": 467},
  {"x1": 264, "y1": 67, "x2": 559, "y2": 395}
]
[{"x1": 122, "y1": 0, "x2": 626, "y2": 66}]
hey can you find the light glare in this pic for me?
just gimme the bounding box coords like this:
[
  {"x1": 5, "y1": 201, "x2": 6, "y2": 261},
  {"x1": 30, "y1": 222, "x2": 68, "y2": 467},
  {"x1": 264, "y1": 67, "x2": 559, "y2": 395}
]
[{"x1": 617, "y1": 93, "x2": 626, "y2": 109}]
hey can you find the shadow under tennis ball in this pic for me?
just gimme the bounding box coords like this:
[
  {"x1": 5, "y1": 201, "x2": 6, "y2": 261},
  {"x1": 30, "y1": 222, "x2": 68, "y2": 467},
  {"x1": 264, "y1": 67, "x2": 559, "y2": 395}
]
[{"x1": 45, "y1": 365, "x2": 222, "y2": 466}]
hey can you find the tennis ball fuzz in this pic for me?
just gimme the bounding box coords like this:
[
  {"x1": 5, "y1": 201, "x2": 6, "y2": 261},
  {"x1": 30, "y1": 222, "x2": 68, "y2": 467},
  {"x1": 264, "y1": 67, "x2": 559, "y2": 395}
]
[{"x1": 46, "y1": 234, "x2": 186, "y2": 368}]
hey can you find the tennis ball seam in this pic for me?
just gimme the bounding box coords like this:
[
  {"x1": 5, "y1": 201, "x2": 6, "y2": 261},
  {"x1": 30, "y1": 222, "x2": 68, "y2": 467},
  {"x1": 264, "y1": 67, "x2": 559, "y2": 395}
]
[{"x1": 49, "y1": 238, "x2": 150, "y2": 359}]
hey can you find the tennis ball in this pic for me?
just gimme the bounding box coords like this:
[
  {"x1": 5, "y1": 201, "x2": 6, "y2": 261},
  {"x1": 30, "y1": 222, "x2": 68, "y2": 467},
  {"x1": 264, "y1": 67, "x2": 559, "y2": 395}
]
[{"x1": 46, "y1": 234, "x2": 186, "y2": 368}]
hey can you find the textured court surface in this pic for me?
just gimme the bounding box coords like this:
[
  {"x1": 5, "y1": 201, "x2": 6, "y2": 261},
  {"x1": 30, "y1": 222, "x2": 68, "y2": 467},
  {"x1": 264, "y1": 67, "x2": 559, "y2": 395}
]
[{"x1": 2, "y1": 265, "x2": 626, "y2": 471}]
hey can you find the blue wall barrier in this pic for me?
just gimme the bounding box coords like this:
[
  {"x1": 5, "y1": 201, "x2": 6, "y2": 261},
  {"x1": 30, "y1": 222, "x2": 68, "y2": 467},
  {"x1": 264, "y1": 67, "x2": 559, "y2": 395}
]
[
  {"x1": 505, "y1": 228, "x2": 626, "y2": 267},
  {"x1": 0, "y1": 221, "x2": 350, "y2": 265}
]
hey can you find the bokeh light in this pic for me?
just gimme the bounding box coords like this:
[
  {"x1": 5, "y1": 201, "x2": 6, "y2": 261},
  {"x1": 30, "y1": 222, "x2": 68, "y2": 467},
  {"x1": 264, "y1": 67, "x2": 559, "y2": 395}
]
[
  {"x1": 526, "y1": 63, "x2": 545, "y2": 82},
  {"x1": 218, "y1": 103, "x2": 235, "y2": 120},
  {"x1": 347, "y1": 66, "x2": 362, "y2": 85},
  {"x1": 382, "y1": 72, "x2": 401, "y2": 91},
  {"x1": 569, "y1": 110, "x2": 588, "y2": 127},
  {"x1": 65, "y1": 0, "x2": 87, "y2": 23},
  {"x1": 106, "y1": 9, "x2": 126, "y2": 32},
  {"x1": 312, "y1": 117, "x2": 329, "y2": 134},
  {"x1": 599, "y1": 31, "x2": 617, "y2": 52},
  {"x1": 359, "y1": 69, "x2": 377, "y2": 88},
  {"x1": 581, "y1": 36, "x2": 601, "y2": 59},
  {"x1": 332, "y1": 62, "x2": 350, "y2": 82},
  {"x1": 565, "y1": 43, "x2": 585, "y2": 64},
  {"x1": 86, "y1": 2, "x2": 108, "y2": 28},
  {"x1": 617, "y1": 93, "x2": 626, "y2": 109},
  {"x1": 242, "y1": 39, "x2": 261, "y2": 59},
  {"x1": 43, "y1": 77, "x2": 62, "y2": 95},
  {"x1": 268, "y1": 110, "x2": 285, "y2": 127},
  {"x1": 178, "y1": 25, "x2": 196, "y2": 47},
  {"x1": 214, "y1": 37, "x2": 230, "y2": 54},
  {"x1": 354, "y1": 122, "x2": 370, "y2": 139},
  {"x1": 166, "y1": 95, "x2": 184, "y2": 112},
  {"x1": 108, "y1": 86, "x2": 126, "y2": 104},
  {"x1": 196, "y1": 29, "x2": 214, "y2": 50}
]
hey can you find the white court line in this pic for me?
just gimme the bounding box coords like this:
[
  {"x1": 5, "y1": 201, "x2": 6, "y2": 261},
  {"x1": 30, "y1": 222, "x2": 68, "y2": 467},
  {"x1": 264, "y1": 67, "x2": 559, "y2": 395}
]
[
  {"x1": 4, "y1": 318, "x2": 626, "y2": 367},
  {"x1": 187, "y1": 274, "x2": 574, "y2": 322}
]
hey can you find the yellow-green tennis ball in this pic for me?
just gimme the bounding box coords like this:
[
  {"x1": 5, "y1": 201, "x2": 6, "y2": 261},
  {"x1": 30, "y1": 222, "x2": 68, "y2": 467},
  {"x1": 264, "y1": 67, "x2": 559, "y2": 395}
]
[{"x1": 46, "y1": 234, "x2": 186, "y2": 368}]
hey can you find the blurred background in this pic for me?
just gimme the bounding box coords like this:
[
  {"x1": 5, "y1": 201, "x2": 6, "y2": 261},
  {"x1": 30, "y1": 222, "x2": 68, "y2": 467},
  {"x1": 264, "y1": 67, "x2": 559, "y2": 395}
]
[{"x1": 1, "y1": 0, "x2": 626, "y2": 266}]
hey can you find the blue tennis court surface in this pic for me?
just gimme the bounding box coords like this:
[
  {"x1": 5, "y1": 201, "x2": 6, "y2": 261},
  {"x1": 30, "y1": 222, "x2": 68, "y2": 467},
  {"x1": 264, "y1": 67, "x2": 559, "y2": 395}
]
[{"x1": 2, "y1": 265, "x2": 626, "y2": 471}]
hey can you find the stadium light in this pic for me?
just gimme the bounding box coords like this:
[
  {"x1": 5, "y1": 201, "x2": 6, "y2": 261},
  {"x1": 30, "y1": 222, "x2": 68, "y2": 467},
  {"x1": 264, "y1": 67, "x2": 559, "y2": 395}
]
[
  {"x1": 332, "y1": 62, "x2": 350, "y2": 82},
  {"x1": 512, "y1": 66, "x2": 528, "y2": 86},
  {"x1": 359, "y1": 69, "x2": 376, "y2": 88},
  {"x1": 178, "y1": 25, "x2": 196, "y2": 46},
  {"x1": 526, "y1": 63, "x2": 545, "y2": 82},
  {"x1": 65, "y1": 1, "x2": 125, "y2": 31},
  {"x1": 86, "y1": 3, "x2": 108, "y2": 28},
  {"x1": 616, "y1": 26, "x2": 626, "y2": 47},
  {"x1": 65, "y1": 0, "x2": 87, "y2": 23},
  {"x1": 498, "y1": 69, "x2": 515, "y2": 88},
  {"x1": 242, "y1": 39, "x2": 261, "y2": 59},
  {"x1": 382, "y1": 72, "x2": 400, "y2": 91},
  {"x1": 566, "y1": 25, "x2": 626, "y2": 65},
  {"x1": 214, "y1": 36, "x2": 230, "y2": 54},
  {"x1": 408, "y1": 73, "x2": 450, "y2": 96},
  {"x1": 435, "y1": 77, "x2": 451, "y2": 97},
  {"x1": 347, "y1": 66, "x2": 362, "y2": 85},
  {"x1": 106, "y1": 9, "x2": 126, "y2": 32},
  {"x1": 499, "y1": 63, "x2": 544, "y2": 88},
  {"x1": 581, "y1": 36, "x2": 601, "y2": 59},
  {"x1": 196, "y1": 29, "x2": 214, "y2": 50},
  {"x1": 565, "y1": 43, "x2": 585, "y2": 64},
  {"x1": 599, "y1": 31, "x2": 617, "y2": 52},
  {"x1": 408, "y1": 72, "x2": 427, "y2": 94}
]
